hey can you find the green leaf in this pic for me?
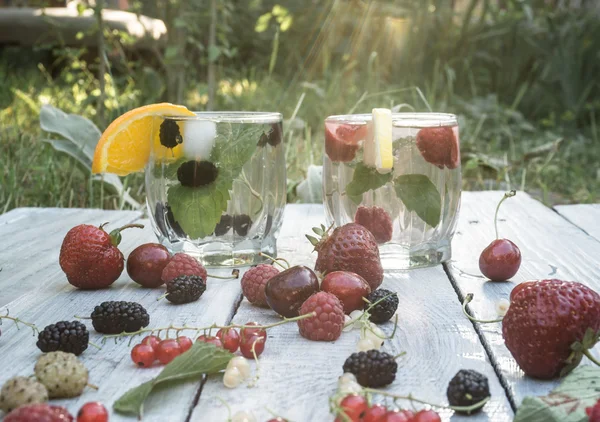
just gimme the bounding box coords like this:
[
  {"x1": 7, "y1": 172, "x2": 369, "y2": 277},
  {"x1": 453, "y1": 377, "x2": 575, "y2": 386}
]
[
  {"x1": 393, "y1": 174, "x2": 441, "y2": 227},
  {"x1": 207, "y1": 45, "x2": 221, "y2": 63},
  {"x1": 113, "y1": 342, "x2": 233, "y2": 416},
  {"x1": 345, "y1": 163, "x2": 392, "y2": 198},
  {"x1": 514, "y1": 366, "x2": 600, "y2": 422}
]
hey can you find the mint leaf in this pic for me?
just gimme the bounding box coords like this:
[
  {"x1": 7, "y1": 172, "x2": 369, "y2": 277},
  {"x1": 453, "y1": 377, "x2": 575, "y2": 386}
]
[
  {"x1": 168, "y1": 123, "x2": 266, "y2": 238},
  {"x1": 393, "y1": 174, "x2": 441, "y2": 227},
  {"x1": 113, "y1": 342, "x2": 233, "y2": 416},
  {"x1": 345, "y1": 163, "x2": 392, "y2": 199},
  {"x1": 514, "y1": 366, "x2": 600, "y2": 422}
]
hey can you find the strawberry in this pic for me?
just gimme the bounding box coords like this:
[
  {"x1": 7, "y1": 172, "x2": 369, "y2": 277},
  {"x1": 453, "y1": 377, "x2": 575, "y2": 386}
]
[
  {"x1": 308, "y1": 223, "x2": 383, "y2": 290},
  {"x1": 502, "y1": 279, "x2": 600, "y2": 379},
  {"x1": 354, "y1": 206, "x2": 393, "y2": 244},
  {"x1": 59, "y1": 223, "x2": 143, "y2": 289},
  {"x1": 415, "y1": 126, "x2": 459, "y2": 169},
  {"x1": 325, "y1": 122, "x2": 368, "y2": 162}
]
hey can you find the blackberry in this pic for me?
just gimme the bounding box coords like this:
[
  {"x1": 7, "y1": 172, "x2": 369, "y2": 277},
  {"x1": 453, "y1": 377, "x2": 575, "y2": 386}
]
[
  {"x1": 214, "y1": 214, "x2": 233, "y2": 236},
  {"x1": 165, "y1": 275, "x2": 206, "y2": 304},
  {"x1": 91, "y1": 301, "x2": 150, "y2": 334},
  {"x1": 159, "y1": 119, "x2": 182, "y2": 148},
  {"x1": 177, "y1": 160, "x2": 218, "y2": 188},
  {"x1": 267, "y1": 123, "x2": 283, "y2": 147},
  {"x1": 36, "y1": 321, "x2": 89, "y2": 355},
  {"x1": 155, "y1": 203, "x2": 186, "y2": 238},
  {"x1": 446, "y1": 369, "x2": 490, "y2": 413},
  {"x1": 342, "y1": 350, "x2": 397, "y2": 387},
  {"x1": 233, "y1": 214, "x2": 252, "y2": 236},
  {"x1": 365, "y1": 289, "x2": 398, "y2": 323}
]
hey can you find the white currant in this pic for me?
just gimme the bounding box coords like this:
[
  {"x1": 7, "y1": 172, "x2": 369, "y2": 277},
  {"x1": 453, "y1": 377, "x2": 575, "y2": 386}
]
[
  {"x1": 227, "y1": 356, "x2": 251, "y2": 380},
  {"x1": 223, "y1": 366, "x2": 243, "y2": 389}
]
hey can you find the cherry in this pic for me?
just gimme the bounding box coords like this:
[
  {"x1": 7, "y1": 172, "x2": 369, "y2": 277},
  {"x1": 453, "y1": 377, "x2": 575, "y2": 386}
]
[
  {"x1": 176, "y1": 336, "x2": 193, "y2": 352},
  {"x1": 130, "y1": 343, "x2": 155, "y2": 367},
  {"x1": 216, "y1": 327, "x2": 240, "y2": 353},
  {"x1": 264, "y1": 266, "x2": 320, "y2": 317},
  {"x1": 196, "y1": 335, "x2": 224, "y2": 348},
  {"x1": 77, "y1": 402, "x2": 108, "y2": 422},
  {"x1": 321, "y1": 271, "x2": 371, "y2": 314},
  {"x1": 336, "y1": 394, "x2": 368, "y2": 422},
  {"x1": 141, "y1": 335, "x2": 161, "y2": 350},
  {"x1": 382, "y1": 409, "x2": 414, "y2": 422},
  {"x1": 156, "y1": 339, "x2": 182, "y2": 364},
  {"x1": 363, "y1": 404, "x2": 388, "y2": 422},
  {"x1": 239, "y1": 334, "x2": 266, "y2": 358},
  {"x1": 479, "y1": 190, "x2": 521, "y2": 281},
  {"x1": 240, "y1": 322, "x2": 267, "y2": 341},
  {"x1": 126, "y1": 243, "x2": 171, "y2": 288},
  {"x1": 413, "y1": 410, "x2": 441, "y2": 422}
]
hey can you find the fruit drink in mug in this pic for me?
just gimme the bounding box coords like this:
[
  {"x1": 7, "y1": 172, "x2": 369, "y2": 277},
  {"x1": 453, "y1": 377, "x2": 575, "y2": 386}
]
[{"x1": 323, "y1": 110, "x2": 461, "y2": 269}]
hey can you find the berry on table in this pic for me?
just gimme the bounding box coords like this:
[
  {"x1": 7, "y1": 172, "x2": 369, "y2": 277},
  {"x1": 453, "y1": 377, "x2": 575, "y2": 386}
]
[
  {"x1": 126, "y1": 243, "x2": 171, "y2": 288},
  {"x1": 241, "y1": 264, "x2": 280, "y2": 307},
  {"x1": 226, "y1": 356, "x2": 251, "y2": 380},
  {"x1": 356, "y1": 337, "x2": 379, "y2": 352},
  {"x1": 90, "y1": 301, "x2": 150, "y2": 334},
  {"x1": 336, "y1": 394, "x2": 368, "y2": 422},
  {"x1": 0, "y1": 376, "x2": 49, "y2": 413},
  {"x1": 216, "y1": 327, "x2": 240, "y2": 353},
  {"x1": 382, "y1": 409, "x2": 414, "y2": 422},
  {"x1": 342, "y1": 350, "x2": 397, "y2": 388},
  {"x1": 239, "y1": 334, "x2": 266, "y2": 359},
  {"x1": 161, "y1": 253, "x2": 208, "y2": 283},
  {"x1": 362, "y1": 404, "x2": 388, "y2": 422},
  {"x1": 77, "y1": 402, "x2": 108, "y2": 422},
  {"x1": 156, "y1": 339, "x2": 182, "y2": 364},
  {"x1": 4, "y1": 404, "x2": 73, "y2": 422},
  {"x1": 446, "y1": 369, "x2": 490, "y2": 413},
  {"x1": 36, "y1": 320, "x2": 89, "y2": 356},
  {"x1": 141, "y1": 335, "x2": 161, "y2": 350},
  {"x1": 240, "y1": 322, "x2": 267, "y2": 341},
  {"x1": 34, "y1": 351, "x2": 89, "y2": 398},
  {"x1": 131, "y1": 343, "x2": 155, "y2": 368},
  {"x1": 297, "y1": 292, "x2": 345, "y2": 341},
  {"x1": 413, "y1": 409, "x2": 442, "y2": 422},
  {"x1": 176, "y1": 336, "x2": 193, "y2": 352},
  {"x1": 354, "y1": 206, "x2": 393, "y2": 244},
  {"x1": 264, "y1": 266, "x2": 320, "y2": 317},
  {"x1": 223, "y1": 366, "x2": 243, "y2": 389},
  {"x1": 320, "y1": 271, "x2": 371, "y2": 314},
  {"x1": 162, "y1": 275, "x2": 206, "y2": 304},
  {"x1": 365, "y1": 289, "x2": 399, "y2": 324},
  {"x1": 196, "y1": 335, "x2": 224, "y2": 348}
]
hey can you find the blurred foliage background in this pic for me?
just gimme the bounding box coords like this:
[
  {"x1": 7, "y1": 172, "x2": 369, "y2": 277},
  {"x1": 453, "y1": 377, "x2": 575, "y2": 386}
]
[{"x1": 1, "y1": 0, "x2": 599, "y2": 213}]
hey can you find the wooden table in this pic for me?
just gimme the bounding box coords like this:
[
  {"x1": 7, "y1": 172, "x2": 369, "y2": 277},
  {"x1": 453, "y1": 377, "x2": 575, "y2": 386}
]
[{"x1": 0, "y1": 192, "x2": 598, "y2": 421}]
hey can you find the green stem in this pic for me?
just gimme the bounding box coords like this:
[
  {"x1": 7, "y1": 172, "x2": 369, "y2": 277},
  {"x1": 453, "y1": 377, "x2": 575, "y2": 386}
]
[
  {"x1": 584, "y1": 350, "x2": 600, "y2": 367},
  {"x1": 115, "y1": 223, "x2": 145, "y2": 232},
  {"x1": 207, "y1": 269, "x2": 240, "y2": 280},
  {"x1": 0, "y1": 315, "x2": 38, "y2": 333},
  {"x1": 393, "y1": 351, "x2": 407, "y2": 360},
  {"x1": 462, "y1": 294, "x2": 503, "y2": 324},
  {"x1": 240, "y1": 170, "x2": 264, "y2": 215},
  {"x1": 494, "y1": 190, "x2": 516, "y2": 239},
  {"x1": 259, "y1": 252, "x2": 289, "y2": 270},
  {"x1": 362, "y1": 388, "x2": 490, "y2": 414}
]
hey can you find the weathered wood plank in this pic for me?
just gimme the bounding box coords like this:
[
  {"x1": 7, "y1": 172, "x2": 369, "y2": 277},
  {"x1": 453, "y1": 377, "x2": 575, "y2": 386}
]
[
  {"x1": 446, "y1": 191, "x2": 600, "y2": 408},
  {"x1": 191, "y1": 205, "x2": 513, "y2": 422},
  {"x1": 554, "y1": 203, "x2": 600, "y2": 241},
  {"x1": 0, "y1": 212, "x2": 242, "y2": 421}
]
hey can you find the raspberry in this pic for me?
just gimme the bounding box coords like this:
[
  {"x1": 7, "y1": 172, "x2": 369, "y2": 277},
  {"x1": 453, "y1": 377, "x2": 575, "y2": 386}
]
[
  {"x1": 34, "y1": 352, "x2": 88, "y2": 399},
  {"x1": 161, "y1": 253, "x2": 207, "y2": 283},
  {"x1": 36, "y1": 321, "x2": 89, "y2": 356},
  {"x1": 4, "y1": 404, "x2": 73, "y2": 422},
  {"x1": 297, "y1": 292, "x2": 344, "y2": 341},
  {"x1": 0, "y1": 377, "x2": 48, "y2": 413},
  {"x1": 90, "y1": 301, "x2": 150, "y2": 334},
  {"x1": 354, "y1": 206, "x2": 393, "y2": 244},
  {"x1": 365, "y1": 289, "x2": 399, "y2": 324},
  {"x1": 446, "y1": 369, "x2": 490, "y2": 413},
  {"x1": 241, "y1": 264, "x2": 280, "y2": 307},
  {"x1": 342, "y1": 350, "x2": 397, "y2": 387},
  {"x1": 164, "y1": 275, "x2": 206, "y2": 304},
  {"x1": 177, "y1": 160, "x2": 218, "y2": 187}
]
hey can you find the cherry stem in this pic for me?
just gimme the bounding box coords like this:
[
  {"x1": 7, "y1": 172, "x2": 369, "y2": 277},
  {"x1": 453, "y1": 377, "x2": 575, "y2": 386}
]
[
  {"x1": 393, "y1": 351, "x2": 407, "y2": 360},
  {"x1": 0, "y1": 315, "x2": 38, "y2": 334},
  {"x1": 584, "y1": 350, "x2": 600, "y2": 367},
  {"x1": 362, "y1": 388, "x2": 490, "y2": 413},
  {"x1": 100, "y1": 312, "x2": 316, "y2": 343},
  {"x1": 494, "y1": 190, "x2": 516, "y2": 239},
  {"x1": 87, "y1": 383, "x2": 99, "y2": 390},
  {"x1": 156, "y1": 292, "x2": 169, "y2": 302},
  {"x1": 115, "y1": 223, "x2": 145, "y2": 232},
  {"x1": 88, "y1": 341, "x2": 102, "y2": 350},
  {"x1": 259, "y1": 252, "x2": 290, "y2": 270},
  {"x1": 462, "y1": 294, "x2": 503, "y2": 324},
  {"x1": 206, "y1": 269, "x2": 240, "y2": 280},
  {"x1": 248, "y1": 335, "x2": 263, "y2": 387}
]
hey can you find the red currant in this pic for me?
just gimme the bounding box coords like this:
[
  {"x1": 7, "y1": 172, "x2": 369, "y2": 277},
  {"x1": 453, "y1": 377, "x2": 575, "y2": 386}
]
[
  {"x1": 413, "y1": 410, "x2": 441, "y2": 422},
  {"x1": 239, "y1": 334, "x2": 266, "y2": 358},
  {"x1": 216, "y1": 327, "x2": 240, "y2": 353},
  {"x1": 196, "y1": 335, "x2": 223, "y2": 348},
  {"x1": 336, "y1": 394, "x2": 368, "y2": 422},
  {"x1": 156, "y1": 339, "x2": 182, "y2": 364},
  {"x1": 383, "y1": 409, "x2": 415, "y2": 422},
  {"x1": 240, "y1": 322, "x2": 266, "y2": 341},
  {"x1": 130, "y1": 343, "x2": 155, "y2": 368},
  {"x1": 141, "y1": 335, "x2": 161, "y2": 350},
  {"x1": 363, "y1": 404, "x2": 388, "y2": 422},
  {"x1": 176, "y1": 336, "x2": 193, "y2": 352},
  {"x1": 77, "y1": 402, "x2": 108, "y2": 422}
]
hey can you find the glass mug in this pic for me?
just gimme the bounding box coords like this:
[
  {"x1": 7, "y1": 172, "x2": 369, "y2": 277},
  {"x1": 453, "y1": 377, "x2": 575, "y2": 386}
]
[
  {"x1": 323, "y1": 112, "x2": 461, "y2": 269},
  {"x1": 146, "y1": 112, "x2": 286, "y2": 267}
]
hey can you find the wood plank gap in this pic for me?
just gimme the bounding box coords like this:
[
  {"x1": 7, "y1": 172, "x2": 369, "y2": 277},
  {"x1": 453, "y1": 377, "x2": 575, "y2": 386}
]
[
  {"x1": 443, "y1": 262, "x2": 518, "y2": 411},
  {"x1": 551, "y1": 207, "x2": 596, "y2": 240}
]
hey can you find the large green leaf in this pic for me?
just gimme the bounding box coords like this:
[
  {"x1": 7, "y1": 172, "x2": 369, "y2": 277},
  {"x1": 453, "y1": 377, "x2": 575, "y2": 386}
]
[
  {"x1": 393, "y1": 174, "x2": 441, "y2": 227},
  {"x1": 345, "y1": 163, "x2": 393, "y2": 202}
]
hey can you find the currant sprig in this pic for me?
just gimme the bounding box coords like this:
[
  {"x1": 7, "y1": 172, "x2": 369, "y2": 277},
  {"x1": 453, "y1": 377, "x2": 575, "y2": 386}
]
[{"x1": 0, "y1": 309, "x2": 38, "y2": 336}]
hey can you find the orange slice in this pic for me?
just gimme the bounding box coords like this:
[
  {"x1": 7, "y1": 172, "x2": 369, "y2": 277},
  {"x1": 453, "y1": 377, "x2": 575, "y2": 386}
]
[{"x1": 92, "y1": 103, "x2": 195, "y2": 175}]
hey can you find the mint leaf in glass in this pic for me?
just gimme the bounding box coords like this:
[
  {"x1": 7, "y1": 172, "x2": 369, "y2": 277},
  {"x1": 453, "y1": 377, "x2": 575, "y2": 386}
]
[
  {"x1": 393, "y1": 174, "x2": 441, "y2": 227},
  {"x1": 345, "y1": 163, "x2": 392, "y2": 199}
]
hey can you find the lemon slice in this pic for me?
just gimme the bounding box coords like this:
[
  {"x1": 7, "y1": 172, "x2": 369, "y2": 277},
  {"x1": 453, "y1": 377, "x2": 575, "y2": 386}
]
[
  {"x1": 92, "y1": 103, "x2": 195, "y2": 176},
  {"x1": 363, "y1": 108, "x2": 393, "y2": 170}
]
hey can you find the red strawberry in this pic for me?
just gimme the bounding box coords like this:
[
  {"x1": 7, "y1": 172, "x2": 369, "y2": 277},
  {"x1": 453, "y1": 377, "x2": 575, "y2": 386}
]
[
  {"x1": 354, "y1": 206, "x2": 393, "y2": 244},
  {"x1": 309, "y1": 223, "x2": 383, "y2": 290},
  {"x1": 587, "y1": 399, "x2": 600, "y2": 422},
  {"x1": 416, "y1": 126, "x2": 459, "y2": 169},
  {"x1": 502, "y1": 279, "x2": 600, "y2": 379},
  {"x1": 325, "y1": 122, "x2": 368, "y2": 162},
  {"x1": 59, "y1": 223, "x2": 143, "y2": 289}
]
